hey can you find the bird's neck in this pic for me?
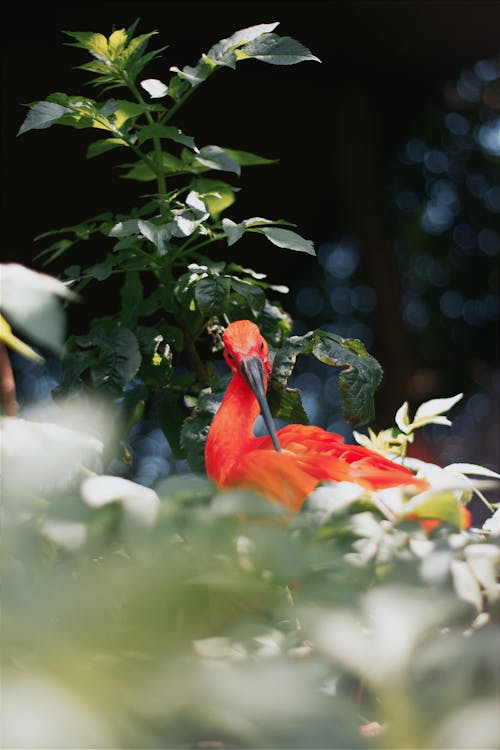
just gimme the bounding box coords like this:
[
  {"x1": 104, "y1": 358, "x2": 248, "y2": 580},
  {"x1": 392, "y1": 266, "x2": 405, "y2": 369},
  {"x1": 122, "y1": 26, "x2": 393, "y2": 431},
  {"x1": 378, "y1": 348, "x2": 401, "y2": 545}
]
[{"x1": 205, "y1": 373, "x2": 262, "y2": 486}]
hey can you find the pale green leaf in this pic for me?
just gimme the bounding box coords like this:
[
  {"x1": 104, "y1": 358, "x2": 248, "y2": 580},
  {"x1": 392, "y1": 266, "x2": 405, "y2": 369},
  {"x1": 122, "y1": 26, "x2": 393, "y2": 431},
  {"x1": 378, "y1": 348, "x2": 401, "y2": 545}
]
[
  {"x1": 222, "y1": 218, "x2": 245, "y2": 246},
  {"x1": 239, "y1": 34, "x2": 321, "y2": 65},
  {"x1": 414, "y1": 393, "x2": 463, "y2": 422},
  {"x1": 0, "y1": 264, "x2": 77, "y2": 354},
  {"x1": 195, "y1": 146, "x2": 241, "y2": 175},
  {"x1": 18, "y1": 101, "x2": 72, "y2": 136},
  {"x1": 260, "y1": 227, "x2": 315, "y2": 255}
]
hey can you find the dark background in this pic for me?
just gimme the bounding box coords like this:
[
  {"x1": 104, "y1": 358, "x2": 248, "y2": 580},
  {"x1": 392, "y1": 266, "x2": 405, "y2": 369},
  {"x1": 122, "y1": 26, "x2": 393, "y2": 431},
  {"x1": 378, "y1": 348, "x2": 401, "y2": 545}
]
[{"x1": 2, "y1": 1, "x2": 499, "y2": 481}]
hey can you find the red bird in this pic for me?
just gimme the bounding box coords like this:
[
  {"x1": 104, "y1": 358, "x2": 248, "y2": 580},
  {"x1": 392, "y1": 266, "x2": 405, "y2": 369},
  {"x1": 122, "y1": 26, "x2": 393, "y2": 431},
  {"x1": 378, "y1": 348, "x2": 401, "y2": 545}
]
[{"x1": 206, "y1": 320, "x2": 427, "y2": 512}]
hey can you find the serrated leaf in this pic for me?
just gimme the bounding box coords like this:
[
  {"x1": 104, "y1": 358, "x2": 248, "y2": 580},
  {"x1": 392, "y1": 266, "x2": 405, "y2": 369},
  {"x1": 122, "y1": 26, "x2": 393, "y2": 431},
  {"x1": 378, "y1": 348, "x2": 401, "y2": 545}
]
[
  {"x1": 18, "y1": 101, "x2": 73, "y2": 135},
  {"x1": 81, "y1": 325, "x2": 142, "y2": 391},
  {"x1": 269, "y1": 387, "x2": 309, "y2": 424},
  {"x1": 270, "y1": 329, "x2": 382, "y2": 426},
  {"x1": 260, "y1": 227, "x2": 315, "y2": 255},
  {"x1": 206, "y1": 22, "x2": 280, "y2": 63},
  {"x1": 239, "y1": 34, "x2": 321, "y2": 65}
]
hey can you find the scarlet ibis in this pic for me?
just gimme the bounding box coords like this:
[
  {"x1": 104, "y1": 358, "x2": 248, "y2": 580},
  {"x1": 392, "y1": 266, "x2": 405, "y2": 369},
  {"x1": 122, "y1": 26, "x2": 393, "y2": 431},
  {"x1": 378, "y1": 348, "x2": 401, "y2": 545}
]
[{"x1": 205, "y1": 320, "x2": 428, "y2": 512}]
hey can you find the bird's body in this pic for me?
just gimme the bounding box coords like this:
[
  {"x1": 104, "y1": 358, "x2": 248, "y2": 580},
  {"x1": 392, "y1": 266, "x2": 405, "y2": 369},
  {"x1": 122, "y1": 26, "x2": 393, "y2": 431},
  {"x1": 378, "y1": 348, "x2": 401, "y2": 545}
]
[{"x1": 206, "y1": 320, "x2": 426, "y2": 512}]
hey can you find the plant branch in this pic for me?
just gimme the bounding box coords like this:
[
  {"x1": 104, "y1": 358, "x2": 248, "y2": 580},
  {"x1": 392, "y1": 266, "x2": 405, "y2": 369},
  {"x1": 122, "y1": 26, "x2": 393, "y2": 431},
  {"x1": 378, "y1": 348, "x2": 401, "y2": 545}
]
[{"x1": 126, "y1": 76, "x2": 167, "y2": 195}]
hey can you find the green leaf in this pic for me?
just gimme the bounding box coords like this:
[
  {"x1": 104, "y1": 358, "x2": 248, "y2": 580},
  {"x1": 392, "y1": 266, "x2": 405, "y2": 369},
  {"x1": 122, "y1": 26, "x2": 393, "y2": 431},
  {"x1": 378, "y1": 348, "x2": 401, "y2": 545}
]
[
  {"x1": 169, "y1": 59, "x2": 214, "y2": 87},
  {"x1": 222, "y1": 218, "x2": 245, "y2": 246},
  {"x1": 180, "y1": 390, "x2": 224, "y2": 472},
  {"x1": 310, "y1": 331, "x2": 382, "y2": 425},
  {"x1": 239, "y1": 34, "x2": 321, "y2": 65},
  {"x1": 158, "y1": 391, "x2": 189, "y2": 459},
  {"x1": 118, "y1": 160, "x2": 157, "y2": 182},
  {"x1": 107, "y1": 28, "x2": 128, "y2": 57},
  {"x1": 205, "y1": 22, "x2": 280, "y2": 65},
  {"x1": 120, "y1": 272, "x2": 143, "y2": 324},
  {"x1": 270, "y1": 330, "x2": 383, "y2": 426},
  {"x1": 190, "y1": 178, "x2": 238, "y2": 218},
  {"x1": 408, "y1": 492, "x2": 463, "y2": 529},
  {"x1": 194, "y1": 277, "x2": 231, "y2": 316},
  {"x1": 76, "y1": 323, "x2": 142, "y2": 392},
  {"x1": 222, "y1": 148, "x2": 278, "y2": 166},
  {"x1": 84, "y1": 258, "x2": 114, "y2": 281},
  {"x1": 86, "y1": 137, "x2": 128, "y2": 159},
  {"x1": 64, "y1": 31, "x2": 110, "y2": 58},
  {"x1": 269, "y1": 386, "x2": 309, "y2": 424},
  {"x1": 137, "y1": 219, "x2": 171, "y2": 255},
  {"x1": 229, "y1": 278, "x2": 265, "y2": 315},
  {"x1": 136, "y1": 124, "x2": 196, "y2": 149},
  {"x1": 18, "y1": 101, "x2": 72, "y2": 135},
  {"x1": 260, "y1": 227, "x2": 315, "y2": 255},
  {"x1": 195, "y1": 146, "x2": 241, "y2": 175}
]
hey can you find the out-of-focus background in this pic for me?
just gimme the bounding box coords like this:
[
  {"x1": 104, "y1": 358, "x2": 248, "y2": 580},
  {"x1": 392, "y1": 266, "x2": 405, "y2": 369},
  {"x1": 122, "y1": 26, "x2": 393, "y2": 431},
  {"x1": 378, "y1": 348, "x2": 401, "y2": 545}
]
[{"x1": 3, "y1": 1, "x2": 499, "y2": 484}]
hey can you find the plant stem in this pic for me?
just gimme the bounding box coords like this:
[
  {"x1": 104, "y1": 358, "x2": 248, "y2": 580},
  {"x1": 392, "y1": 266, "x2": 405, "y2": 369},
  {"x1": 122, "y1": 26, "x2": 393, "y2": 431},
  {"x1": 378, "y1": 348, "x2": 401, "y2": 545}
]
[
  {"x1": 176, "y1": 311, "x2": 209, "y2": 387},
  {"x1": 126, "y1": 77, "x2": 167, "y2": 195}
]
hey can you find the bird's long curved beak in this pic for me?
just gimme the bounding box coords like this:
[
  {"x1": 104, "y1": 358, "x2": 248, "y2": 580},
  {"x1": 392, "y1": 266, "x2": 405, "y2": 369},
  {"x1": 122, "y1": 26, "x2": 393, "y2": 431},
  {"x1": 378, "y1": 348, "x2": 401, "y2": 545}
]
[{"x1": 240, "y1": 357, "x2": 281, "y2": 452}]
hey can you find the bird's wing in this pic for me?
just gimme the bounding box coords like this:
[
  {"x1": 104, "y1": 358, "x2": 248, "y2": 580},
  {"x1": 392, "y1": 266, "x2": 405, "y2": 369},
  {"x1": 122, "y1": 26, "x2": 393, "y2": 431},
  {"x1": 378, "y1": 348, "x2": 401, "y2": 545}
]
[{"x1": 225, "y1": 449, "x2": 319, "y2": 512}]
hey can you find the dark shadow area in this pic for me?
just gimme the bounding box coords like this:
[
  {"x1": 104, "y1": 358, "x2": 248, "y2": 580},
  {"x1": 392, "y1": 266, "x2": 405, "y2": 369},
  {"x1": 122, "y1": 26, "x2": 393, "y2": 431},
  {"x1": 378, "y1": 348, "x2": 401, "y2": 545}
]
[{"x1": 2, "y1": 1, "x2": 499, "y2": 498}]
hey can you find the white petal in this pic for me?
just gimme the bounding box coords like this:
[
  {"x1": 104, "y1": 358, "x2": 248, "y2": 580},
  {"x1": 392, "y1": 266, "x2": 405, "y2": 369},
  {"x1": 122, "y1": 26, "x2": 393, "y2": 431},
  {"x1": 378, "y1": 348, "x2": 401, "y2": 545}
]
[{"x1": 140, "y1": 78, "x2": 168, "y2": 98}]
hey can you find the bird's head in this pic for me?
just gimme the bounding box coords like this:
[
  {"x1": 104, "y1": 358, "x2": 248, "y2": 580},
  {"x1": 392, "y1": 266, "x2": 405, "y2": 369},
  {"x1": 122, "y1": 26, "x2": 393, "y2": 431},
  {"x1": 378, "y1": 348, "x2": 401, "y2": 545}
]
[{"x1": 222, "y1": 320, "x2": 280, "y2": 452}]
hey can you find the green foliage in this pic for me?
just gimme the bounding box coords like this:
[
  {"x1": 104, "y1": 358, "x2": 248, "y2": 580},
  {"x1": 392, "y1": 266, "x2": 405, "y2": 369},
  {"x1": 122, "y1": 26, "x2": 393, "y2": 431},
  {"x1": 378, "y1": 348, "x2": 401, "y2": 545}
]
[
  {"x1": 2, "y1": 396, "x2": 499, "y2": 749},
  {"x1": 17, "y1": 20, "x2": 381, "y2": 467},
  {"x1": 6, "y1": 22, "x2": 500, "y2": 750},
  {"x1": 269, "y1": 329, "x2": 383, "y2": 426}
]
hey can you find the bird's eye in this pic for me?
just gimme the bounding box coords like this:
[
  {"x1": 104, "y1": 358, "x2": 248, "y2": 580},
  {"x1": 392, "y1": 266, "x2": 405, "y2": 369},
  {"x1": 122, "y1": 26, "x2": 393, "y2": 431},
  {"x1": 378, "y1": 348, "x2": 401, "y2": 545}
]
[
  {"x1": 227, "y1": 352, "x2": 234, "y2": 360},
  {"x1": 260, "y1": 341, "x2": 264, "y2": 351}
]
